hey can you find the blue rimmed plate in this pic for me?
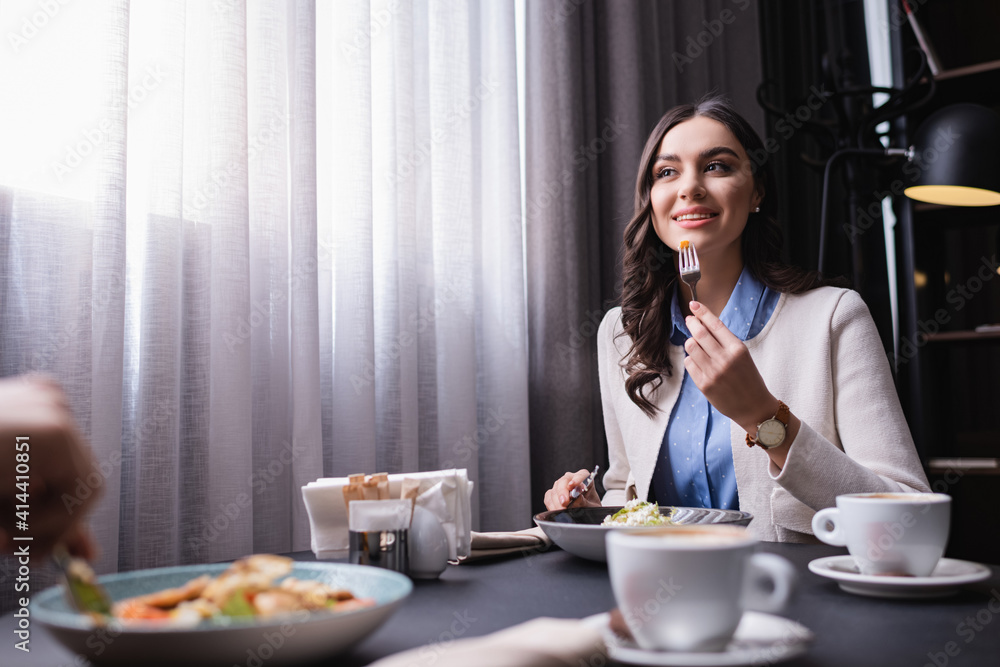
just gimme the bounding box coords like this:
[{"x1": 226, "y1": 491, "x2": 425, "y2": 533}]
[{"x1": 31, "y1": 561, "x2": 411, "y2": 666}]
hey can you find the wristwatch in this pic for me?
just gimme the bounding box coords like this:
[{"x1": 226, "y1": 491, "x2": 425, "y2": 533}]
[{"x1": 745, "y1": 400, "x2": 790, "y2": 449}]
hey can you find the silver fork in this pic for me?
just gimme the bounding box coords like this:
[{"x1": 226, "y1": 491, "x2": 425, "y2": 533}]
[
  {"x1": 52, "y1": 544, "x2": 112, "y2": 625},
  {"x1": 678, "y1": 243, "x2": 701, "y2": 302},
  {"x1": 567, "y1": 465, "x2": 599, "y2": 508}
]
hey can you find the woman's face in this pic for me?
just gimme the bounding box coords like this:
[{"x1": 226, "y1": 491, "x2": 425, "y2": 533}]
[{"x1": 649, "y1": 116, "x2": 761, "y2": 264}]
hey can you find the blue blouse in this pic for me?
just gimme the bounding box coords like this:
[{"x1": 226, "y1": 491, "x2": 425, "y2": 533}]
[{"x1": 649, "y1": 267, "x2": 780, "y2": 510}]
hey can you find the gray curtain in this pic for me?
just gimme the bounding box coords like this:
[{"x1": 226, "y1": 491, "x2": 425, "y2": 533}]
[{"x1": 525, "y1": 0, "x2": 764, "y2": 513}]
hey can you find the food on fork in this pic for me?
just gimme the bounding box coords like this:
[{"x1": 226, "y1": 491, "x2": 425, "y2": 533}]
[
  {"x1": 678, "y1": 240, "x2": 701, "y2": 301},
  {"x1": 601, "y1": 499, "x2": 676, "y2": 527},
  {"x1": 110, "y1": 554, "x2": 375, "y2": 625}
]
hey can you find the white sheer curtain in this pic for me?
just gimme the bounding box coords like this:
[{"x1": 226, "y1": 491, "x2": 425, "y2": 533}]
[{"x1": 0, "y1": 0, "x2": 529, "y2": 600}]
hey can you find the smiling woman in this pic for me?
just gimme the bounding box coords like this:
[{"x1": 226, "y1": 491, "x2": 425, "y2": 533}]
[
  {"x1": 544, "y1": 96, "x2": 931, "y2": 544},
  {"x1": 648, "y1": 116, "x2": 761, "y2": 316}
]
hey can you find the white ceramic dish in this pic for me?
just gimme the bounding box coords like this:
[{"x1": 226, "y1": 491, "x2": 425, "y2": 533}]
[
  {"x1": 31, "y1": 561, "x2": 412, "y2": 666},
  {"x1": 588, "y1": 611, "x2": 812, "y2": 666},
  {"x1": 808, "y1": 555, "x2": 992, "y2": 599},
  {"x1": 533, "y1": 506, "x2": 753, "y2": 562}
]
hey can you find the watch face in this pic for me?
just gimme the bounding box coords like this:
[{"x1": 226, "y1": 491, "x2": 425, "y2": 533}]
[{"x1": 757, "y1": 419, "x2": 786, "y2": 447}]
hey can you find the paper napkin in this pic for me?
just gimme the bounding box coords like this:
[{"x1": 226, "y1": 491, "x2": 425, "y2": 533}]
[
  {"x1": 463, "y1": 526, "x2": 552, "y2": 562},
  {"x1": 302, "y1": 469, "x2": 473, "y2": 559}
]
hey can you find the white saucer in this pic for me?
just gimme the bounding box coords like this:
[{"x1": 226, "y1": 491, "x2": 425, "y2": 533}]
[
  {"x1": 808, "y1": 556, "x2": 992, "y2": 599},
  {"x1": 589, "y1": 611, "x2": 812, "y2": 666}
]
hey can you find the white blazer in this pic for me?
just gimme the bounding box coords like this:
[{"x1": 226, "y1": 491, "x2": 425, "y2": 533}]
[{"x1": 599, "y1": 286, "x2": 930, "y2": 542}]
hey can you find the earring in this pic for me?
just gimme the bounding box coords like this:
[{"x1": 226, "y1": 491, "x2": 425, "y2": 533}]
[{"x1": 754, "y1": 206, "x2": 760, "y2": 213}]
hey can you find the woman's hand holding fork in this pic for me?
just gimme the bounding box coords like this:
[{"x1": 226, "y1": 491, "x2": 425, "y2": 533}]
[{"x1": 682, "y1": 301, "x2": 800, "y2": 467}]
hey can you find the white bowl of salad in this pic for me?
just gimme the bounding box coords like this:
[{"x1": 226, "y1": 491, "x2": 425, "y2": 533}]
[{"x1": 533, "y1": 501, "x2": 752, "y2": 562}]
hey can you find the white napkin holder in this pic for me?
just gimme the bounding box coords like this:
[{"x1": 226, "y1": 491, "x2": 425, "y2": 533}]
[{"x1": 302, "y1": 469, "x2": 473, "y2": 560}]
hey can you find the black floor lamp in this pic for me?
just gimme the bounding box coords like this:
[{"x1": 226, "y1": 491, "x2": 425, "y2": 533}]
[
  {"x1": 818, "y1": 103, "x2": 1000, "y2": 274},
  {"x1": 811, "y1": 102, "x2": 1000, "y2": 465},
  {"x1": 903, "y1": 103, "x2": 1000, "y2": 207}
]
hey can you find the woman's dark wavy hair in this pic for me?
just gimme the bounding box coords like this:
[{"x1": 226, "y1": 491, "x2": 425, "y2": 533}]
[{"x1": 620, "y1": 95, "x2": 828, "y2": 417}]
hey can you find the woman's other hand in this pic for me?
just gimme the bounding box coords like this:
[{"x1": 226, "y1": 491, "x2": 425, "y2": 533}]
[{"x1": 544, "y1": 469, "x2": 602, "y2": 511}]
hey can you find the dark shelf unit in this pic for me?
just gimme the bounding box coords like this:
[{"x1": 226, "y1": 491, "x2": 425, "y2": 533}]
[
  {"x1": 892, "y1": 0, "x2": 1000, "y2": 565},
  {"x1": 934, "y1": 59, "x2": 1000, "y2": 81},
  {"x1": 921, "y1": 330, "x2": 1000, "y2": 343}
]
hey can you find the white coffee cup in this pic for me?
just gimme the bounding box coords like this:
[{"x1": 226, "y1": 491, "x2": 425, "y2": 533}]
[
  {"x1": 811, "y1": 492, "x2": 951, "y2": 577},
  {"x1": 606, "y1": 525, "x2": 796, "y2": 652}
]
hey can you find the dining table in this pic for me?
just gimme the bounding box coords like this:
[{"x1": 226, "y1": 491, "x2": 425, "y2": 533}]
[{"x1": 2, "y1": 541, "x2": 998, "y2": 667}]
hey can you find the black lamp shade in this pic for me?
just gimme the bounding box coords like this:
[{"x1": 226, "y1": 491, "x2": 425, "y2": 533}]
[{"x1": 904, "y1": 103, "x2": 1000, "y2": 206}]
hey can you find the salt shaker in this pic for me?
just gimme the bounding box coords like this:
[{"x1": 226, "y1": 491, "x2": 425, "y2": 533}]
[{"x1": 348, "y1": 499, "x2": 412, "y2": 573}]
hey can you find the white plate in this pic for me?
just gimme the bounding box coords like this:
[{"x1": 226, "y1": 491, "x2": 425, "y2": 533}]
[
  {"x1": 31, "y1": 561, "x2": 412, "y2": 666},
  {"x1": 533, "y1": 506, "x2": 752, "y2": 562},
  {"x1": 808, "y1": 556, "x2": 992, "y2": 599},
  {"x1": 590, "y1": 611, "x2": 812, "y2": 666}
]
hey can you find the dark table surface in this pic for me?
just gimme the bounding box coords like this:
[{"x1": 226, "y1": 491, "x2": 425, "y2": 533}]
[{"x1": 3, "y1": 543, "x2": 999, "y2": 666}]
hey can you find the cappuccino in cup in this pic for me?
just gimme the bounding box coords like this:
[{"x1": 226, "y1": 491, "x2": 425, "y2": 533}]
[
  {"x1": 606, "y1": 525, "x2": 795, "y2": 652},
  {"x1": 811, "y1": 492, "x2": 951, "y2": 577}
]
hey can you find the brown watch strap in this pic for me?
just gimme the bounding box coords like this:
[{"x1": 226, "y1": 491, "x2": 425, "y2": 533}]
[
  {"x1": 745, "y1": 400, "x2": 790, "y2": 448},
  {"x1": 774, "y1": 400, "x2": 790, "y2": 426}
]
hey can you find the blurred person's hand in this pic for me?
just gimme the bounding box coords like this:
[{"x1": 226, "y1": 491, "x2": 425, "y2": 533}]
[{"x1": 0, "y1": 375, "x2": 98, "y2": 559}]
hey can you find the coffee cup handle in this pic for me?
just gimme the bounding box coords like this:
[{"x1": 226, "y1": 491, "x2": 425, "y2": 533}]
[
  {"x1": 811, "y1": 507, "x2": 846, "y2": 546},
  {"x1": 743, "y1": 553, "x2": 796, "y2": 614}
]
